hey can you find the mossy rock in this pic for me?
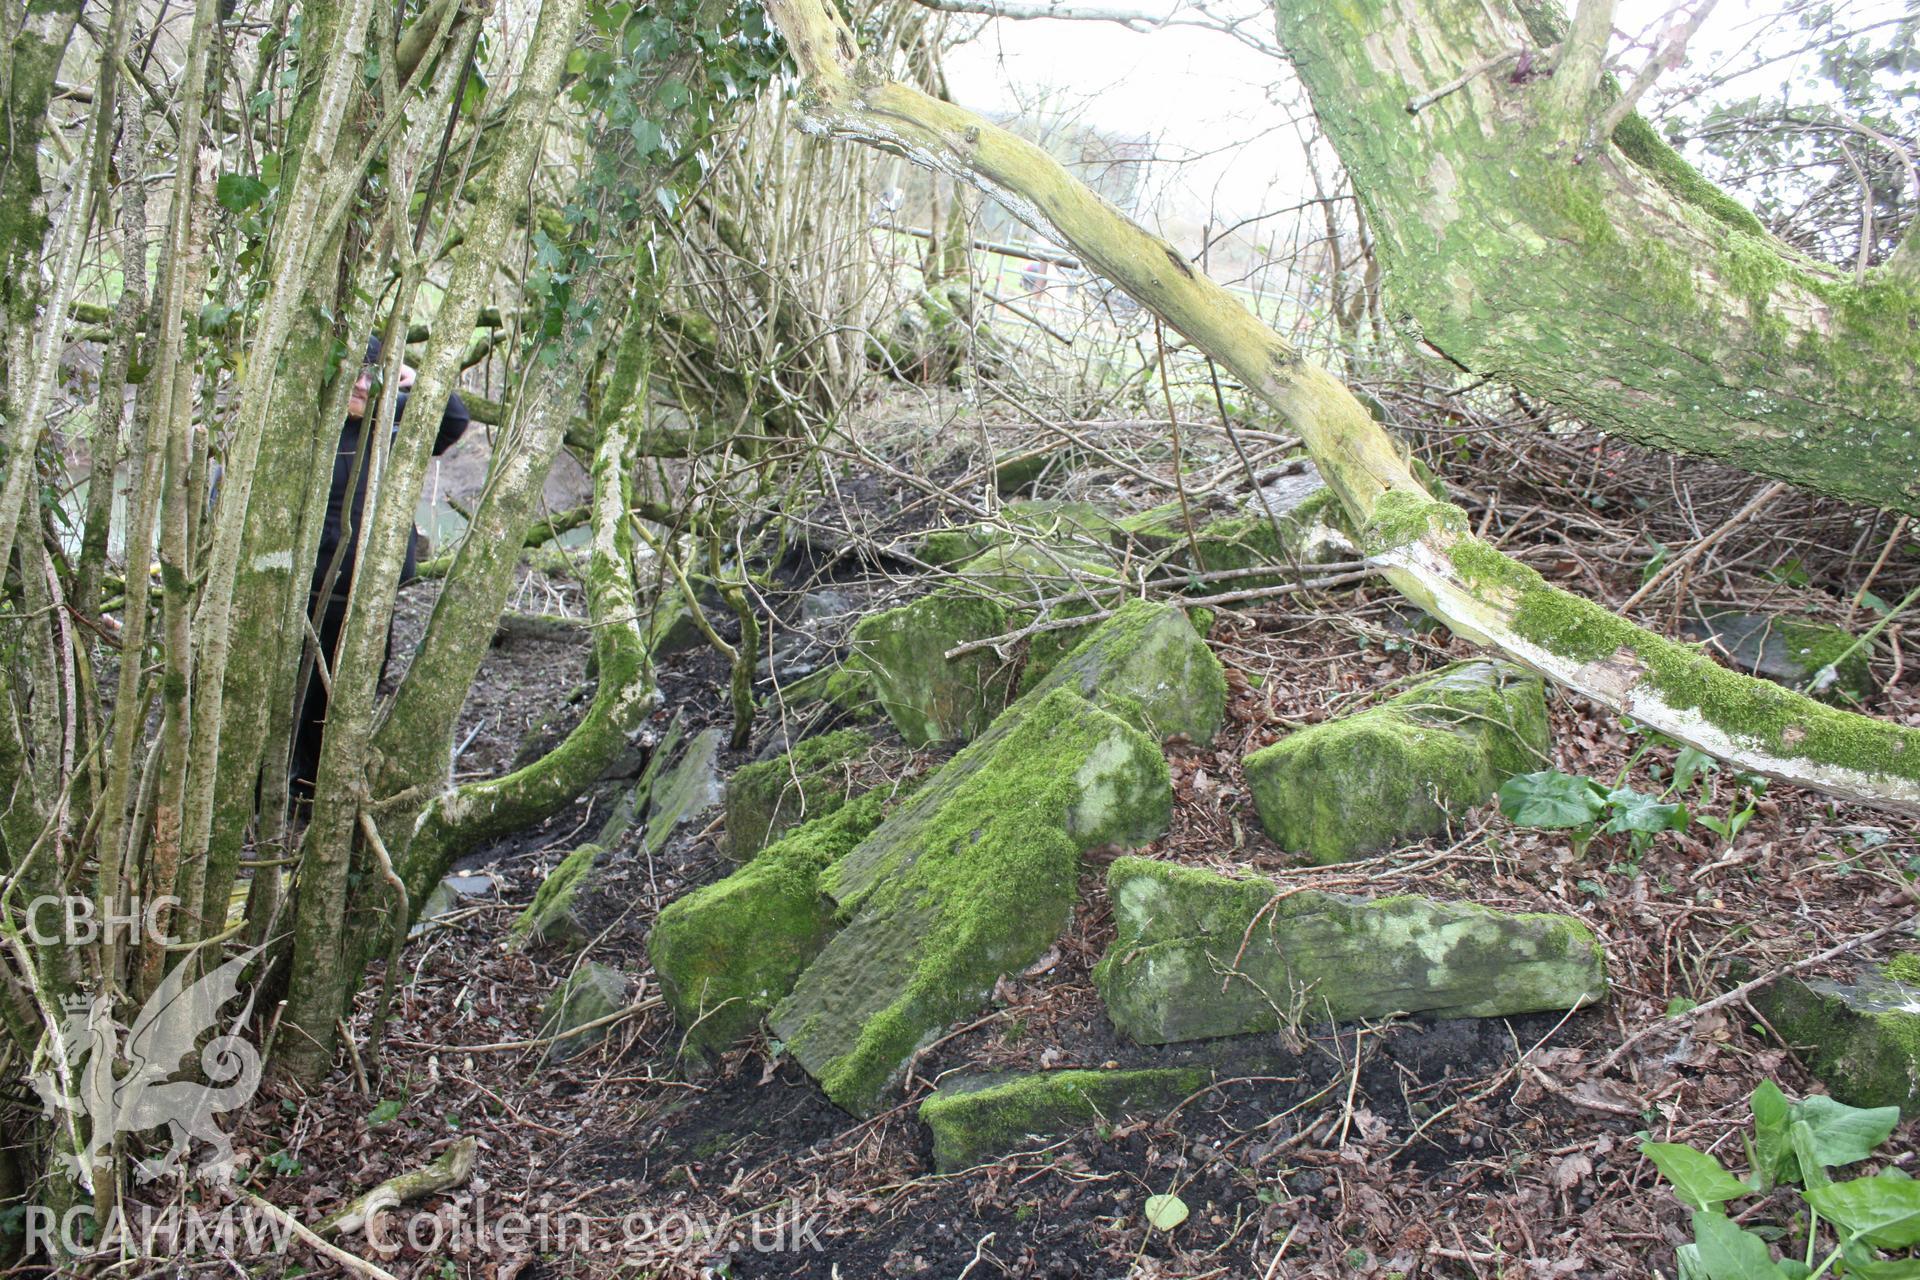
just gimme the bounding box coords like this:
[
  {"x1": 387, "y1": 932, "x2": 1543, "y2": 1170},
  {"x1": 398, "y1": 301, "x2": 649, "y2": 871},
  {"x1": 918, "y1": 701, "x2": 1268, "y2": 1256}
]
[
  {"x1": 644, "y1": 583, "x2": 709, "y2": 657},
  {"x1": 1024, "y1": 596, "x2": 1227, "y2": 743},
  {"x1": 1092, "y1": 856, "x2": 1608, "y2": 1044},
  {"x1": 649, "y1": 792, "x2": 896, "y2": 1058},
  {"x1": 781, "y1": 662, "x2": 879, "y2": 719},
  {"x1": 1679, "y1": 610, "x2": 1873, "y2": 705},
  {"x1": 919, "y1": 1067, "x2": 1207, "y2": 1171},
  {"x1": 849, "y1": 590, "x2": 1015, "y2": 746},
  {"x1": 993, "y1": 447, "x2": 1088, "y2": 496},
  {"x1": 1753, "y1": 957, "x2": 1920, "y2": 1116},
  {"x1": 1244, "y1": 661, "x2": 1550, "y2": 863},
  {"x1": 640, "y1": 726, "x2": 726, "y2": 856},
  {"x1": 539, "y1": 962, "x2": 631, "y2": 1062},
  {"x1": 919, "y1": 501, "x2": 1121, "y2": 568},
  {"x1": 1118, "y1": 462, "x2": 1354, "y2": 586},
  {"x1": 511, "y1": 842, "x2": 604, "y2": 952},
  {"x1": 773, "y1": 685, "x2": 1172, "y2": 1116},
  {"x1": 727, "y1": 729, "x2": 876, "y2": 859},
  {"x1": 952, "y1": 542, "x2": 1119, "y2": 605},
  {"x1": 510, "y1": 732, "x2": 665, "y2": 952}
]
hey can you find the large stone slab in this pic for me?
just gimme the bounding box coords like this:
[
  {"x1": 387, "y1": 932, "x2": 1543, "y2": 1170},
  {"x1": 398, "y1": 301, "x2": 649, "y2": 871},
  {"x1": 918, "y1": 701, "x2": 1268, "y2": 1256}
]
[
  {"x1": 648, "y1": 791, "x2": 895, "y2": 1058},
  {"x1": 919, "y1": 1067, "x2": 1207, "y2": 1171},
  {"x1": 772, "y1": 685, "x2": 1170, "y2": 1114},
  {"x1": 1119, "y1": 461, "x2": 1353, "y2": 581},
  {"x1": 641, "y1": 724, "x2": 726, "y2": 856},
  {"x1": 539, "y1": 962, "x2": 632, "y2": 1062},
  {"x1": 1244, "y1": 661, "x2": 1549, "y2": 863},
  {"x1": 1754, "y1": 956, "x2": 1920, "y2": 1117},
  {"x1": 849, "y1": 591, "x2": 1014, "y2": 746},
  {"x1": 823, "y1": 600, "x2": 1222, "y2": 918},
  {"x1": 726, "y1": 728, "x2": 874, "y2": 859},
  {"x1": 1093, "y1": 856, "x2": 1607, "y2": 1044}
]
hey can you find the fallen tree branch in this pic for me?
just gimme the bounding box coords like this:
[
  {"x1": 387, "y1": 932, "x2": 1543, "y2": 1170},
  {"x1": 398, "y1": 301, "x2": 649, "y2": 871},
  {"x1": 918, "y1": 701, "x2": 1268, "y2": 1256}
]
[
  {"x1": 240, "y1": 1194, "x2": 403, "y2": 1280},
  {"x1": 761, "y1": 0, "x2": 1920, "y2": 808},
  {"x1": 317, "y1": 1137, "x2": 478, "y2": 1236}
]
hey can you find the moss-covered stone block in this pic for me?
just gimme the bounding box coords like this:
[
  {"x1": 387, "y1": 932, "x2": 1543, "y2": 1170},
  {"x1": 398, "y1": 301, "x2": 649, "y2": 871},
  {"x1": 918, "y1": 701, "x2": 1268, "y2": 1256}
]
[
  {"x1": 1680, "y1": 610, "x2": 1873, "y2": 704},
  {"x1": 726, "y1": 728, "x2": 874, "y2": 859},
  {"x1": 1245, "y1": 661, "x2": 1550, "y2": 863},
  {"x1": 644, "y1": 583, "x2": 708, "y2": 657},
  {"x1": 1119, "y1": 463, "x2": 1354, "y2": 586},
  {"x1": 649, "y1": 792, "x2": 895, "y2": 1058},
  {"x1": 772, "y1": 684, "x2": 1172, "y2": 1116},
  {"x1": 1025, "y1": 597, "x2": 1227, "y2": 743},
  {"x1": 640, "y1": 725, "x2": 726, "y2": 856},
  {"x1": 1754, "y1": 957, "x2": 1920, "y2": 1117},
  {"x1": 919, "y1": 501, "x2": 1121, "y2": 568},
  {"x1": 994, "y1": 447, "x2": 1088, "y2": 496},
  {"x1": 849, "y1": 591, "x2": 1015, "y2": 746},
  {"x1": 511, "y1": 841, "x2": 602, "y2": 952},
  {"x1": 919, "y1": 1067, "x2": 1207, "y2": 1171},
  {"x1": 781, "y1": 661, "x2": 878, "y2": 719},
  {"x1": 539, "y1": 962, "x2": 631, "y2": 1062},
  {"x1": 1093, "y1": 856, "x2": 1607, "y2": 1044}
]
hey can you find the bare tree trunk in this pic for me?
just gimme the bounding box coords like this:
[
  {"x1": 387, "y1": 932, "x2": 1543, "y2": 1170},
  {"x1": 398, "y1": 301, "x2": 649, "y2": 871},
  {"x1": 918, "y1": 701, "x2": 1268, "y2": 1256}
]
[
  {"x1": 278, "y1": 0, "x2": 587, "y2": 1081},
  {"x1": 761, "y1": 0, "x2": 1920, "y2": 809}
]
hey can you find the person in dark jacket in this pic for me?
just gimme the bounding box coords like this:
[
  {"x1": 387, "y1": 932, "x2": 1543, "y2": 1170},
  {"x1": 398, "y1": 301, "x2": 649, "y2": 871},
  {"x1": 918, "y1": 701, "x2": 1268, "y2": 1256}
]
[{"x1": 291, "y1": 336, "x2": 471, "y2": 800}]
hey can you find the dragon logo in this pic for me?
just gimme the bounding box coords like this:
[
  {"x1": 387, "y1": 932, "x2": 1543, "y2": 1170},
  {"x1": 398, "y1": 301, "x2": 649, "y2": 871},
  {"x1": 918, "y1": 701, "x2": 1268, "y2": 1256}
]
[{"x1": 31, "y1": 948, "x2": 263, "y2": 1184}]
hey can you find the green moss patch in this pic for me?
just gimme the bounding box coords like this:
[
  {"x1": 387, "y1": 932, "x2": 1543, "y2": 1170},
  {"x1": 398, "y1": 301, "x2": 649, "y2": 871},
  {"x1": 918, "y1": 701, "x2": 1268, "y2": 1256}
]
[
  {"x1": 919, "y1": 1067, "x2": 1206, "y2": 1171},
  {"x1": 1754, "y1": 959, "x2": 1920, "y2": 1117},
  {"x1": 1244, "y1": 661, "x2": 1550, "y2": 863},
  {"x1": 726, "y1": 728, "x2": 875, "y2": 859},
  {"x1": 649, "y1": 791, "x2": 896, "y2": 1058},
  {"x1": 1092, "y1": 856, "x2": 1607, "y2": 1044}
]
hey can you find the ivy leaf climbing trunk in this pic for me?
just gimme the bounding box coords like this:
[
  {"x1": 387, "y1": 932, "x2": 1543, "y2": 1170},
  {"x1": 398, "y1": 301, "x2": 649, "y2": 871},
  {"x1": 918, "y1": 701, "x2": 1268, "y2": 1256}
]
[
  {"x1": 760, "y1": 0, "x2": 1920, "y2": 809},
  {"x1": 1269, "y1": 0, "x2": 1918, "y2": 515}
]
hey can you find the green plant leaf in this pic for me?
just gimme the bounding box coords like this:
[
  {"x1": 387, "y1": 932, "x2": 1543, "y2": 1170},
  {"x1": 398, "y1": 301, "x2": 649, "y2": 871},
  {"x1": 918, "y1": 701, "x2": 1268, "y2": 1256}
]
[
  {"x1": 1844, "y1": 1257, "x2": 1920, "y2": 1279},
  {"x1": 1792, "y1": 1095, "x2": 1900, "y2": 1171},
  {"x1": 1143, "y1": 1193, "x2": 1188, "y2": 1232},
  {"x1": 1677, "y1": 1210, "x2": 1787, "y2": 1280},
  {"x1": 1805, "y1": 1171, "x2": 1920, "y2": 1250},
  {"x1": 1603, "y1": 786, "x2": 1688, "y2": 835},
  {"x1": 1750, "y1": 1080, "x2": 1792, "y2": 1188},
  {"x1": 368, "y1": 1098, "x2": 403, "y2": 1127},
  {"x1": 215, "y1": 172, "x2": 269, "y2": 213},
  {"x1": 1499, "y1": 770, "x2": 1607, "y2": 829},
  {"x1": 1671, "y1": 747, "x2": 1718, "y2": 794},
  {"x1": 1643, "y1": 1142, "x2": 1753, "y2": 1211}
]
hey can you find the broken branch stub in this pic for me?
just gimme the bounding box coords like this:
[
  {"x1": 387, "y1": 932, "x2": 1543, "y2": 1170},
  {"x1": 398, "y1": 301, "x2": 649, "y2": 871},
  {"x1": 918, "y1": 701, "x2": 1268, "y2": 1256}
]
[{"x1": 760, "y1": 0, "x2": 1920, "y2": 808}]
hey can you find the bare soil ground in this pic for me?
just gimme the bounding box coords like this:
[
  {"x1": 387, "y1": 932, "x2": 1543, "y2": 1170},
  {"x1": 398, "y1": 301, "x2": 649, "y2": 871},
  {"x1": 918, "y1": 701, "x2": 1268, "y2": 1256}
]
[{"x1": 208, "y1": 404, "x2": 1917, "y2": 1280}]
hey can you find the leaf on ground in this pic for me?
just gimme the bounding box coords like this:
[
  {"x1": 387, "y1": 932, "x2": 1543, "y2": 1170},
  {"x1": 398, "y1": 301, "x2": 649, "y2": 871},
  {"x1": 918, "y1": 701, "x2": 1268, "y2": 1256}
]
[
  {"x1": 1642, "y1": 1142, "x2": 1751, "y2": 1211},
  {"x1": 1143, "y1": 1193, "x2": 1188, "y2": 1232}
]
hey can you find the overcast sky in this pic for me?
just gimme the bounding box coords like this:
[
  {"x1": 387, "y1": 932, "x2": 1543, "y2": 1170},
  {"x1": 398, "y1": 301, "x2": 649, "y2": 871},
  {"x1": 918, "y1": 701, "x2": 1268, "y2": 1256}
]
[{"x1": 941, "y1": 0, "x2": 1894, "y2": 234}]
